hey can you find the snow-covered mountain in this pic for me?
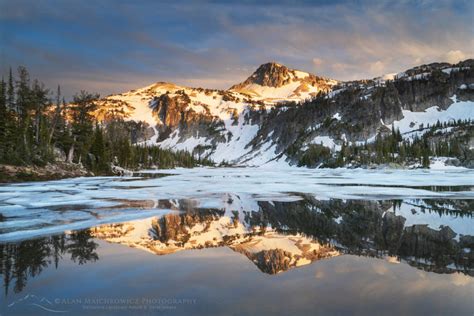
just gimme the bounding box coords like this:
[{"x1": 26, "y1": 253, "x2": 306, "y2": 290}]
[
  {"x1": 99, "y1": 62, "x2": 334, "y2": 126},
  {"x1": 96, "y1": 59, "x2": 474, "y2": 167},
  {"x1": 229, "y1": 62, "x2": 338, "y2": 101}
]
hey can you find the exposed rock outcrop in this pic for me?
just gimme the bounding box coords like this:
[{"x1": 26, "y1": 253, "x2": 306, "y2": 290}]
[
  {"x1": 230, "y1": 62, "x2": 336, "y2": 98},
  {"x1": 0, "y1": 162, "x2": 92, "y2": 183}
]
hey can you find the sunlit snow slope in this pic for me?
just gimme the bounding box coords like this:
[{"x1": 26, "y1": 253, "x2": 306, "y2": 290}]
[{"x1": 95, "y1": 60, "x2": 474, "y2": 166}]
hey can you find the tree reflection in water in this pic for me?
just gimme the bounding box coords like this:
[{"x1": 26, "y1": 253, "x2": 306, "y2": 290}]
[
  {"x1": 0, "y1": 230, "x2": 98, "y2": 295},
  {"x1": 0, "y1": 198, "x2": 473, "y2": 296}
]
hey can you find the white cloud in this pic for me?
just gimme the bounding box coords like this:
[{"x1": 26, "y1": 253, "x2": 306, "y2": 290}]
[
  {"x1": 369, "y1": 61, "x2": 385, "y2": 75},
  {"x1": 312, "y1": 58, "x2": 323, "y2": 66},
  {"x1": 3, "y1": 0, "x2": 473, "y2": 97},
  {"x1": 443, "y1": 50, "x2": 467, "y2": 63}
]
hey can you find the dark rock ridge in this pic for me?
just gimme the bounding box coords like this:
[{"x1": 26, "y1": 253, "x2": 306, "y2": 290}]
[
  {"x1": 151, "y1": 90, "x2": 237, "y2": 143},
  {"x1": 233, "y1": 62, "x2": 292, "y2": 88},
  {"x1": 247, "y1": 59, "x2": 474, "y2": 165},
  {"x1": 229, "y1": 62, "x2": 335, "y2": 91}
]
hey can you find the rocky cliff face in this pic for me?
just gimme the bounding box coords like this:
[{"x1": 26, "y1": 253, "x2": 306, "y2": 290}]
[
  {"x1": 94, "y1": 59, "x2": 474, "y2": 167},
  {"x1": 248, "y1": 59, "x2": 474, "y2": 166},
  {"x1": 232, "y1": 62, "x2": 293, "y2": 88},
  {"x1": 229, "y1": 62, "x2": 337, "y2": 100},
  {"x1": 151, "y1": 91, "x2": 216, "y2": 142},
  {"x1": 231, "y1": 62, "x2": 336, "y2": 90}
]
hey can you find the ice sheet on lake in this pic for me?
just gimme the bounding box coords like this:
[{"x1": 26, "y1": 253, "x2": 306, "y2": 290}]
[{"x1": 0, "y1": 167, "x2": 473, "y2": 241}]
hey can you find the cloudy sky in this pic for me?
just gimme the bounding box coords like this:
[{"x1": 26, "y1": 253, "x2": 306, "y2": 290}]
[{"x1": 1, "y1": 0, "x2": 473, "y2": 99}]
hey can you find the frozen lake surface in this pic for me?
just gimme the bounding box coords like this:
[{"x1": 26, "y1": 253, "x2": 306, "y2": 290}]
[
  {"x1": 0, "y1": 167, "x2": 473, "y2": 241},
  {"x1": 0, "y1": 167, "x2": 473, "y2": 315}
]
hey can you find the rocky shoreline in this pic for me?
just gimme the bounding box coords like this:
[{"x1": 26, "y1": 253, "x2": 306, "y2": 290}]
[
  {"x1": 0, "y1": 162, "x2": 93, "y2": 183},
  {"x1": 1, "y1": 157, "x2": 468, "y2": 184}
]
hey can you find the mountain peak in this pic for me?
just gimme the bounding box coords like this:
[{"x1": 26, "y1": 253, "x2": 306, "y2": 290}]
[
  {"x1": 229, "y1": 62, "x2": 337, "y2": 99},
  {"x1": 258, "y1": 61, "x2": 286, "y2": 69},
  {"x1": 233, "y1": 62, "x2": 295, "y2": 89}
]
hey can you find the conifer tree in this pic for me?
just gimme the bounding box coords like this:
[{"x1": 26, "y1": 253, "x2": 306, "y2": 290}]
[
  {"x1": 422, "y1": 148, "x2": 430, "y2": 168},
  {"x1": 15, "y1": 66, "x2": 33, "y2": 162},
  {"x1": 16, "y1": 66, "x2": 31, "y2": 118},
  {"x1": 69, "y1": 91, "x2": 100, "y2": 164},
  {"x1": 0, "y1": 78, "x2": 6, "y2": 160},
  {"x1": 90, "y1": 124, "x2": 109, "y2": 173},
  {"x1": 6, "y1": 68, "x2": 15, "y2": 111},
  {"x1": 48, "y1": 85, "x2": 63, "y2": 146},
  {"x1": 31, "y1": 80, "x2": 50, "y2": 146}
]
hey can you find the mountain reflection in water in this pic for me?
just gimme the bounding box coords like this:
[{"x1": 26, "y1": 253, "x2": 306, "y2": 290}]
[{"x1": 1, "y1": 197, "x2": 472, "y2": 295}]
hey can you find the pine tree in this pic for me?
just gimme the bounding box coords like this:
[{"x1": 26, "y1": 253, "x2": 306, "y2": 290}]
[
  {"x1": 450, "y1": 139, "x2": 461, "y2": 157},
  {"x1": 31, "y1": 80, "x2": 50, "y2": 146},
  {"x1": 89, "y1": 124, "x2": 109, "y2": 174},
  {"x1": 69, "y1": 91, "x2": 100, "y2": 164},
  {"x1": 0, "y1": 76, "x2": 17, "y2": 163},
  {"x1": 0, "y1": 78, "x2": 6, "y2": 160},
  {"x1": 15, "y1": 66, "x2": 33, "y2": 162},
  {"x1": 0, "y1": 65, "x2": 211, "y2": 171},
  {"x1": 336, "y1": 142, "x2": 346, "y2": 167},
  {"x1": 6, "y1": 67, "x2": 15, "y2": 111},
  {"x1": 422, "y1": 148, "x2": 430, "y2": 168},
  {"x1": 48, "y1": 85, "x2": 62, "y2": 146},
  {"x1": 16, "y1": 66, "x2": 31, "y2": 118},
  {"x1": 399, "y1": 143, "x2": 406, "y2": 161}
]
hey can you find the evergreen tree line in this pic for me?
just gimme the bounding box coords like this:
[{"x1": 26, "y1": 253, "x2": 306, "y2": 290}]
[
  {"x1": 297, "y1": 120, "x2": 472, "y2": 168},
  {"x1": 0, "y1": 66, "x2": 213, "y2": 175}
]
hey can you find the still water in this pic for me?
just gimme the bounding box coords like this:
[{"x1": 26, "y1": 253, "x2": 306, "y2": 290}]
[{"x1": 0, "y1": 168, "x2": 473, "y2": 315}]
